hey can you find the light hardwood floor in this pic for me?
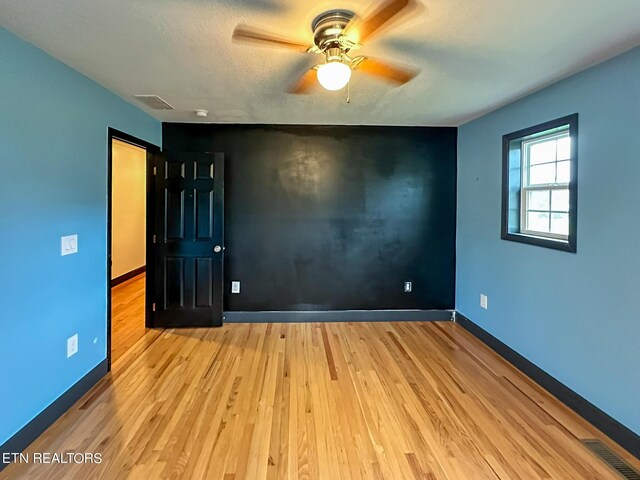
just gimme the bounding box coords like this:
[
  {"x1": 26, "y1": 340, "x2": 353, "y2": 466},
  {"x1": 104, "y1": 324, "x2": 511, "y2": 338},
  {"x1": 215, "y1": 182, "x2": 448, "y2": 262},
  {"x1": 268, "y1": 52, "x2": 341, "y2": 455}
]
[
  {"x1": 2, "y1": 296, "x2": 638, "y2": 478},
  {"x1": 110, "y1": 274, "x2": 147, "y2": 363}
]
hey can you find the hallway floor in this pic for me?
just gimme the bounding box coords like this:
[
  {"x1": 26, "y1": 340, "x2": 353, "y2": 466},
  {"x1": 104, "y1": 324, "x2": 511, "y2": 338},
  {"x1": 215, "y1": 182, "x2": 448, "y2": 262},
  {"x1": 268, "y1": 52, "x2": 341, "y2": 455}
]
[{"x1": 111, "y1": 273, "x2": 147, "y2": 363}]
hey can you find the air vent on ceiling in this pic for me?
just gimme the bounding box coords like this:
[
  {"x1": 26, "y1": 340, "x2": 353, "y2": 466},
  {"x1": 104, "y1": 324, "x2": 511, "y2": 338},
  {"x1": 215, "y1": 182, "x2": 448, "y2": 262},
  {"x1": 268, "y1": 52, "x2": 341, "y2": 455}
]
[
  {"x1": 133, "y1": 95, "x2": 174, "y2": 110},
  {"x1": 581, "y1": 439, "x2": 640, "y2": 479}
]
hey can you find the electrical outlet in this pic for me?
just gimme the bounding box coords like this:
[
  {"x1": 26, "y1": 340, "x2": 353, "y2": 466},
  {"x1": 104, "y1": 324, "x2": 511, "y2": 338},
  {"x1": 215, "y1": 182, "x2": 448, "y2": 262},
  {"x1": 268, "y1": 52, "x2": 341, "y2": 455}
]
[
  {"x1": 61, "y1": 234, "x2": 78, "y2": 256},
  {"x1": 480, "y1": 294, "x2": 488, "y2": 309},
  {"x1": 231, "y1": 281, "x2": 241, "y2": 294},
  {"x1": 67, "y1": 334, "x2": 78, "y2": 358},
  {"x1": 404, "y1": 281, "x2": 412, "y2": 293}
]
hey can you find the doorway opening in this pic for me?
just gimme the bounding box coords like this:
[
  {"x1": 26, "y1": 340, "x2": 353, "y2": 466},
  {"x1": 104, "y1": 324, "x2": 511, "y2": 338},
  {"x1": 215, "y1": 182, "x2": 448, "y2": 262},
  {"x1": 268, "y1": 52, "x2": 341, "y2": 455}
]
[{"x1": 107, "y1": 128, "x2": 160, "y2": 370}]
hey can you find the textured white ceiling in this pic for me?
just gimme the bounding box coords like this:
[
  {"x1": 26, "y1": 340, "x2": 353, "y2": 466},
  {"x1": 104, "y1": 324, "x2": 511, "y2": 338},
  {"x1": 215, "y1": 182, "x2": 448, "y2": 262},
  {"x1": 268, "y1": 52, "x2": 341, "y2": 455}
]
[{"x1": 1, "y1": 0, "x2": 639, "y2": 126}]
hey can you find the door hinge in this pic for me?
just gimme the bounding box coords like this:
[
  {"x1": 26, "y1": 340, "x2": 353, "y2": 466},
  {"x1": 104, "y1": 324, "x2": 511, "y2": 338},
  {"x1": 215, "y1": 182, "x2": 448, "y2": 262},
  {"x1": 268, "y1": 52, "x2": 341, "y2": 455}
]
[
  {"x1": 152, "y1": 303, "x2": 156, "y2": 312},
  {"x1": 153, "y1": 166, "x2": 157, "y2": 175},
  {"x1": 153, "y1": 235, "x2": 156, "y2": 243}
]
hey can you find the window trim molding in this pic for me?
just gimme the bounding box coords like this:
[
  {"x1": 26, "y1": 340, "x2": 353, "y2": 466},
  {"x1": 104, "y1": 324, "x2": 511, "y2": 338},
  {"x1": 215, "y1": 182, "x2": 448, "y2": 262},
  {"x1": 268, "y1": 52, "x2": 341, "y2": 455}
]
[{"x1": 501, "y1": 113, "x2": 578, "y2": 253}]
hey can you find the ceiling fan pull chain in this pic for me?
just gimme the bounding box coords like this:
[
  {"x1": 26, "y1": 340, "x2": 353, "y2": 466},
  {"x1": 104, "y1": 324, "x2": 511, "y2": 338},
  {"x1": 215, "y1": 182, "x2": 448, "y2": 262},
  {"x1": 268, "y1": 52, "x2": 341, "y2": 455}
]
[{"x1": 346, "y1": 80, "x2": 351, "y2": 104}]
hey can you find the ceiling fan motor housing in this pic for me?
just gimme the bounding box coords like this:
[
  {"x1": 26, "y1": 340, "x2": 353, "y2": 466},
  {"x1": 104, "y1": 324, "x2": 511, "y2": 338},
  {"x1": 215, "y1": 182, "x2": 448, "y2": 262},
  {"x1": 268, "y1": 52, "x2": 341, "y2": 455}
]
[{"x1": 312, "y1": 9, "x2": 355, "y2": 54}]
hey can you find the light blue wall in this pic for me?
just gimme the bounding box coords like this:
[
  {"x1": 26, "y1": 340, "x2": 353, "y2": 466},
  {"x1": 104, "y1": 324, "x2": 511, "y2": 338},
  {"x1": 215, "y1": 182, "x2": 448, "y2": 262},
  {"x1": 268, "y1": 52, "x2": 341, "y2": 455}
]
[
  {"x1": 0, "y1": 27, "x2": 161, "y2": 445},
  {"x1": 457, "y1": 46, "x2": 640, "y2": 435}
]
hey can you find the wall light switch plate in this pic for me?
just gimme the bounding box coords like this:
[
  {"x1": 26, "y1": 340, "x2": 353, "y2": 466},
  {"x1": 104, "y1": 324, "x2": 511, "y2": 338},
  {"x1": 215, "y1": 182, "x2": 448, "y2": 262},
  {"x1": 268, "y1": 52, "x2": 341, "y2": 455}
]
[
  {"x1": 67, "y1": 334, "x2": 78, "y2": 358},
  {"x1": 404, "y1": 281, "x2": 412, "y2": 293},
  {"x1": 61, "y1": 234, "x2": 78, "y2": 256},
  {"x1": 480, "y1": 294, "x2": 488, "y2": 309},
  {"x1": 231, "y1": 281, "x2": 241, "y2": 294}
]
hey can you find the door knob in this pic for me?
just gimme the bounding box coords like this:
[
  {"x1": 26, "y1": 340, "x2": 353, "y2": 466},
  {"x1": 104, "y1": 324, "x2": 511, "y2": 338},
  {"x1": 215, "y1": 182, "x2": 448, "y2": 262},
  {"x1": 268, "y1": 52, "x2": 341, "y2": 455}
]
[{"x1": 213, "y1": 245, "x2": 222, "y2": 253}]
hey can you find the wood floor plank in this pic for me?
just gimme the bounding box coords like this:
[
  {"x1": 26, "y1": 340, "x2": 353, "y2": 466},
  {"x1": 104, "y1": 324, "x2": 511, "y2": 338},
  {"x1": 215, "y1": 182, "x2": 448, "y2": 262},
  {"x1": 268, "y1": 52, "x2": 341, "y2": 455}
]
[{"x1": 2, "y1": 283, "x2": 638, "y2": 479}]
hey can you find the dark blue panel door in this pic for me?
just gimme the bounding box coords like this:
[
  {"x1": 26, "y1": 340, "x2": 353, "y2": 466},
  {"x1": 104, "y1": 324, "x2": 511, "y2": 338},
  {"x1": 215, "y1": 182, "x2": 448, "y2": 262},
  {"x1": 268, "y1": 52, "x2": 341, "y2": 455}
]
[{"x1": 153, "y1": 152, "x2": 224, "y2": 327}]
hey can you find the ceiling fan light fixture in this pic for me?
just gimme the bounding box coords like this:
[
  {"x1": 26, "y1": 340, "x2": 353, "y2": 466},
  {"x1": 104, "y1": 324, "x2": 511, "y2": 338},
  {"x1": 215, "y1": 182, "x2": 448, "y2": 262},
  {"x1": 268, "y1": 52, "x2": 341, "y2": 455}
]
[
  {"x1": 317, "y1": 61, "x2": 351, "y2": 91},
  {"x1": 232, "y1": 1, "x2": 420, "y2": 96}
]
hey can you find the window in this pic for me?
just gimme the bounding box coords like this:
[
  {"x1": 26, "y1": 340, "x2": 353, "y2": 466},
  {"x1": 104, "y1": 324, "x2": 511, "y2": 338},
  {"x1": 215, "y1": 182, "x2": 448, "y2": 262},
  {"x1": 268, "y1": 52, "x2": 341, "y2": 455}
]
[{"x1": 501, "y1": 114, "x2": 578, "y2": 252}]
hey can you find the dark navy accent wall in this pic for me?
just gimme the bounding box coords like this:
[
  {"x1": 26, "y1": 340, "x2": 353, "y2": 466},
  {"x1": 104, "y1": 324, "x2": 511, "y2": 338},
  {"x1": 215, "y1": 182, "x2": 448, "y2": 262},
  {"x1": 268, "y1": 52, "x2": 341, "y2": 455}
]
[{"x1": 163, "y1": 124, "x2": 457, "y2": 312}]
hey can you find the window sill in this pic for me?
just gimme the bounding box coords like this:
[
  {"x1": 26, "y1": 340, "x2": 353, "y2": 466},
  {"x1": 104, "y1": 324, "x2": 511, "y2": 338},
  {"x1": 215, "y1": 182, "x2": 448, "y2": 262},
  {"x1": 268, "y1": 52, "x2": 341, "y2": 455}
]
[{"x1": 501, "y1": 231, "x2": 576, "y2": 253}]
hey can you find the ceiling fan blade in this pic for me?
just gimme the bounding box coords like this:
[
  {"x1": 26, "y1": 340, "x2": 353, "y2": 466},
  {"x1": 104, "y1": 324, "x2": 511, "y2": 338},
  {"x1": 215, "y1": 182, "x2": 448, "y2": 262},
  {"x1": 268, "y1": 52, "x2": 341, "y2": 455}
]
[
  {"x1": 232, "y1": 25, "x2": 311, "y2": 51},
  {"x1": 287, "y1": 68, "x2": 318, "y2": 94},
  {"x1": 355, "y1": 57, "x2": 418, "y2": 85},
  {"x1": 343, "y1": 0, "x2": 418, "y2": 43}
]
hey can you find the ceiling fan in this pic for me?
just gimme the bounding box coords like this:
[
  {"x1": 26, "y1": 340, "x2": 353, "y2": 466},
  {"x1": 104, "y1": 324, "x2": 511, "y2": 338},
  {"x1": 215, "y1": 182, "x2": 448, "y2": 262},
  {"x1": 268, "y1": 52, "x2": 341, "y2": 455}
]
[{"x1": 232, "y1": 0, "x2": 420, "y2": 94}]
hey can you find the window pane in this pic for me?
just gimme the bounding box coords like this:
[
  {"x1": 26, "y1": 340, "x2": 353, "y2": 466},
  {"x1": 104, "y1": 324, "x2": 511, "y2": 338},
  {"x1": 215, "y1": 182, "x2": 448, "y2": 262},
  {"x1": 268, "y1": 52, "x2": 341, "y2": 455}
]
[
  {"x1": 556, "y1": 161, "x2": 570, "y2": 183},
  {"x1": 529, "y1": 140, "x2": 557, "y2": 165},
  {"x1": 529, "y1": 140, "x2": 556, "y2": 165},
  {"x1": 551, "y1": 212, "x2": 569, "y2": 236},
  {"x1": 557, "y1": 136, "x2": 571, "y2": 160},
  {"x1": 529, "y1": 163, "x2": 556, "y2": 185},
  {"x1": 551, "y1": 189, "x2": 569, "y2": 212},
  {"x1": 527, "y1": 211, "x2": 550, "y2": 233},
  {"x1": 527, "y1": 189, "x2": 550, "y2": 210}
]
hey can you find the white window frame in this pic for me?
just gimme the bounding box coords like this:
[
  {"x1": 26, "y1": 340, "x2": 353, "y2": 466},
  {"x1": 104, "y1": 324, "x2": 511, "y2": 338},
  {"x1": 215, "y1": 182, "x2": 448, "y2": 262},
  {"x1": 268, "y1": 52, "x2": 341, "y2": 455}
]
[{"x1": 520, "y1": 130, "x2": 570, "y2": 241}]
